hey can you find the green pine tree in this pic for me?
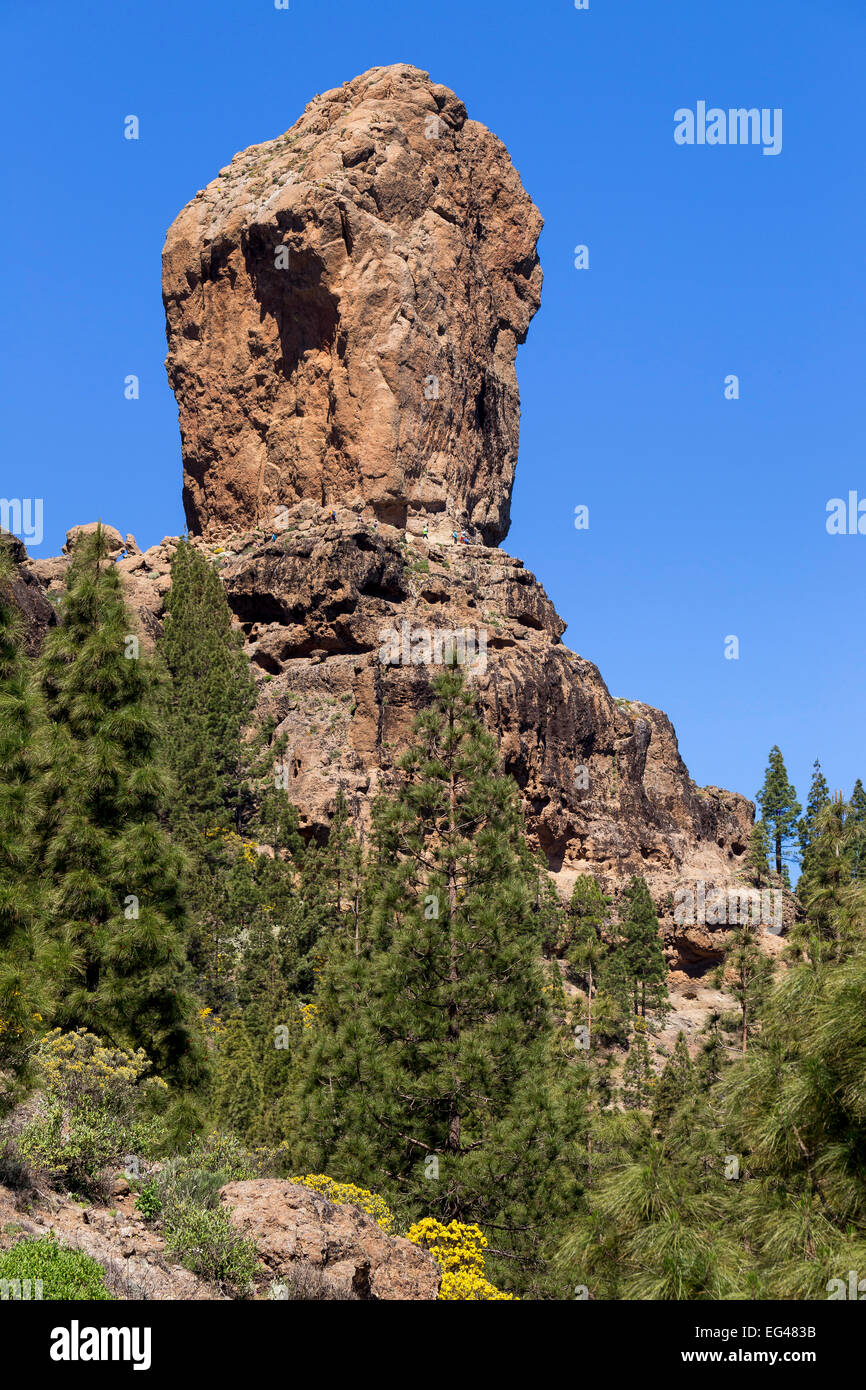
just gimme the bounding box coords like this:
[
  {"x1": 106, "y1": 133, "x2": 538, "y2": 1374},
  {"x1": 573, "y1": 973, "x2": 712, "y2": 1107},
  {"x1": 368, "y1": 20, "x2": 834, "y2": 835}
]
[
  {"x1": 38, "y1": 527, "x2": 203, "y2": 1085},
  {"x1": 745, "y1": 820, "x2": 772, "y2": 889},
  {"x1": 159, "y1": 540, "x2": 259, "y2": 1005},
  {"x1": 725, "y1": 919, "x2": 773, "y2": 1055},
  {"x1": 621, "y1": 1027, "x2": 653, "y2": 1110},
  {"x1": 695, "y1": 1019, "x2": 726, "y2": 1092},
  {"x1": 565, "y1": 875, "x2": 610, "y2": 1051},
  {"x1": 288, "y1": 667, "x2": 585, "y2": 1294},
  {"x1": 0, "y1": 539, "x2": 46, "y2": 1097},
  {"x1": 621, "y1": 875, "x2": 668, "y2": 1020},
  {"x1": 160, "y1": 540, "x2": 256, "y2": 839},
  {"x1": 652, "y1": 1031, "x2": 694, "y2": 1130},
  {"x1": 796, "y1": 797, "x2": 858, "y2": 958},
  {"x1": 849, "y1": 779, "x2": 866, "y2": 884},
  {"x1": 799, "y1": 759, "x2": 830, "y2": 869},
  {"x1": 756, "y1": 747, "x2": 801, "y2": 876}
]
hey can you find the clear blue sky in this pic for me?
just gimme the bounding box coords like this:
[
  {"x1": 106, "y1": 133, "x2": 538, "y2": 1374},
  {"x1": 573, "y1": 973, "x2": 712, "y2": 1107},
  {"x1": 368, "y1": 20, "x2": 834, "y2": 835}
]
[{"x1": 1, "y1": 0, "x2": 864, "y2": 826}]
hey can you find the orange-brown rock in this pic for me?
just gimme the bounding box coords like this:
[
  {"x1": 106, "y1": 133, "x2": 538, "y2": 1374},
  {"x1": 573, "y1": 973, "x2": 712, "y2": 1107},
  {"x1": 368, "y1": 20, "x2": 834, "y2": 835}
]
[
  {"x1": 220, "y1": 1180, "x2": 440, "y2": 1300},
  {"x1": 13, "y1": 509, "x2": 759, "y2": 970},
  {"x1": 162, "y1": 64, "x2": 542, "y2": 545},
  {"x1": 11, "y1": 67, "x2": 767, "y2": 980}
]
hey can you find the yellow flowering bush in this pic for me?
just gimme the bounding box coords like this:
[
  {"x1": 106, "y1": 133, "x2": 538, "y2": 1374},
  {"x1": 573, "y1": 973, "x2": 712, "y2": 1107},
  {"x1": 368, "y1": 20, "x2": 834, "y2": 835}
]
[
  {"x1": 16, "y1": 1030, "x2": 168, "y2": 1194},
  {"x1": 34, "y1": 1029, "x2": 167, "y2": 1109},
  {"x1": 298, "y1": 1002, "x2": 317, "y2": 1029},
  {"x1": 198, "y1": 1006, "x2": 224, "y2": 1037},
  {"x1": 205, "y1": 826, "x2": 261, "y2": 865},
  {"x1": 406, "y1": 1218, "x2": 516, "y2": 1300},
  {"x1": 287, "y1": 1174, "x2": 395, "y2": 1233}
]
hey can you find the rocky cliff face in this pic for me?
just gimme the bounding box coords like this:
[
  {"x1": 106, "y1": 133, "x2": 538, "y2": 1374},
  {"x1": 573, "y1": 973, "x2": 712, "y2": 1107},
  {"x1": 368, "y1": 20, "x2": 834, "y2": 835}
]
[
  {"x1": 163, "y1": 64, "x2": 542, "y2": 546},
  {"x1": 15, "y1": 64, "x2": 761, "y2": 975},
  {"x1": 25, "y1": 507, "x2": 755, "y2": 972}
]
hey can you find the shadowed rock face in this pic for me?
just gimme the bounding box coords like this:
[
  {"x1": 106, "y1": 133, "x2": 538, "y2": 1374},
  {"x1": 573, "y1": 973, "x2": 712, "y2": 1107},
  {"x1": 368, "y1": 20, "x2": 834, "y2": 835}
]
[{"x1": 162, "y1": 64, "x2": 542, "y2": 545}]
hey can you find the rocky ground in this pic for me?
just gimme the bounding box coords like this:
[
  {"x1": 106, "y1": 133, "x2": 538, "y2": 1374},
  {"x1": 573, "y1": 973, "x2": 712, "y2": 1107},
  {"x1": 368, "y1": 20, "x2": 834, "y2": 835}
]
[{"x1": 0, "y1": 1175, "x2": 438, "y2": 1301}]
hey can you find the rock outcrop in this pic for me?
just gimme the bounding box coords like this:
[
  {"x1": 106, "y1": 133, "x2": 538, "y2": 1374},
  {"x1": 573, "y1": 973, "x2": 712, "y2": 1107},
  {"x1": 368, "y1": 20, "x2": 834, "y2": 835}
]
[
  {"x1": 0, "y1": 1183, "x2": 223, "y2": 1301},
  {"x1": 220, "y1": 1180, "x2": 440, "y2": 1300},
  {"x1": 162, "y1": 64, "x2": 542, "y2": 545},
  {"x1": 10, "y1": 65, "x2": 764, "y2": 975},
  {"x1": 0, "y1": 1177, "x2": 439, "y2": 1301},
  {"x1": 19, "y1": 505, "x2": 754, "y2": 968},
  {"x1": 1, "y1": 534, "x2": 56, "y2": 656}
]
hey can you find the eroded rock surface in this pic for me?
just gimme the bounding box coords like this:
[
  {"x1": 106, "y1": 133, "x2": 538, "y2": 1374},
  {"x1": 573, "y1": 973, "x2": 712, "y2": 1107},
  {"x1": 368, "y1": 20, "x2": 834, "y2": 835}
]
[
  {"x1": 162, "y1": 64, "x2": 542, "y2": 544},
  {"x1": 220, "y1": 1180, "x2": 440, "y2": 1300},
  {"x1": 14, "y1": 506, "x2": 759, "y2": 968},
  {"x1": 10, "y1": 67, "x2": 767, "y2": 975}
]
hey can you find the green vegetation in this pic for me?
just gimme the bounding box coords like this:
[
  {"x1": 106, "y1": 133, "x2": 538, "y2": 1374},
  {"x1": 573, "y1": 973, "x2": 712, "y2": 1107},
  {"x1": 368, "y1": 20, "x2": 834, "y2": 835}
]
[
  {"x1": 0, "y1": 1235, "x2": 115, "y2": 1300},
  {"x1": 1, "y1": 536, "x2": 865, "y2": 1300},
  {"x1": 37, "y1": 529, "x2": 202, "y2": 1085}
]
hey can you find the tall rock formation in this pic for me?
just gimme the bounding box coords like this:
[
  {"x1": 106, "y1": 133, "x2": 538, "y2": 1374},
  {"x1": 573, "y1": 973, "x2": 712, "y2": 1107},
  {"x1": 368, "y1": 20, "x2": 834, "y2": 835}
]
[
  {"x1": 16, "y1": 64, "x2": 760, "y2": 984},
  {"x1": 162, "y1": 64, "x2": 542, "y2": 545}
]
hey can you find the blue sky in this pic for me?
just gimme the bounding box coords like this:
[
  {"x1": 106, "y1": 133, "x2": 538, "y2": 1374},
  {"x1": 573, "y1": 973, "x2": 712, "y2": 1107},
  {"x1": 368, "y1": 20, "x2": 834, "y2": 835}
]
[{"x1": 1, "y1": 0, "x2": 863, "y2": 826}]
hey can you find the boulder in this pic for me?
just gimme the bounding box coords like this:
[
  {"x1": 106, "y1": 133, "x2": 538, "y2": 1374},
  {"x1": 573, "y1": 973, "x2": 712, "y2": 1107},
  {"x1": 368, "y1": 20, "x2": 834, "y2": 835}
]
[
  {"x1": 220, "y1": 1179, "x2": 440, "y2": 1300},
  {"x1": 63, "y1": 522, "x2": 124, "y2": 556}
]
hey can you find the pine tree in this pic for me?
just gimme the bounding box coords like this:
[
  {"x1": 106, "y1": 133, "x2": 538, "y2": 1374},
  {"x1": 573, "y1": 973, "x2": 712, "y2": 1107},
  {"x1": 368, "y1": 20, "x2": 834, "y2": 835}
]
[
  {"x1": 745, "y1": 820, "x2": 772, "y2": 889},
  {"x1": 288, "y1": 667, "x2": 585, "y2": 1293},
  {"x1": 720, "y1": 911, "x2": 866, "y2": 1295},
  {"x1": 159, "y1": 540, "x2": 259, "y2": 1005},
  {"x1": 695, "y1": 1020, "x2": 726, "y2": 1092},
  {"x1": 756, "y1": 747, "x2": 801, "y2": 876},
  {"x1": 725, "y1": 919, "x2": 773, "y2": 1055},
  {"x1": 160, "y1": 540, "x2": 256, "y2": 839},
  {"x1": 621, "y1": 875, "x2": 667, "y2": 1020},
  {"x1": 37, "y1": 527, "x2": 203, "y2": 1085},
  {"x1": 849, "y1": 779, "x2": 866, "y2": 883},
  {"x1": 799, "y1": 759, "x2": 830, "y2": 869},
  {"x1": 0, "y1": 540, "x2": 45, "y2": 1097},
  {"x1": 621, "y1": 1027, "x2": 653, "y2": 1110},
  {"x1": 796, "y1": 797, "x2": 858, "y2": 957},
  {"x1": 652, "y1": 1031, "x2": 694, "y2": 1129},
  {"x1": 566, "y1": 875, "x2": 610, "y2": 1050}
]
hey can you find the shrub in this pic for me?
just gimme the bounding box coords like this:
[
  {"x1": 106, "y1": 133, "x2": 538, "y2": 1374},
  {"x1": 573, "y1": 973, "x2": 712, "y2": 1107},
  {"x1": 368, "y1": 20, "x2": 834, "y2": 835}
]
[
  {"x1": 286, "y1": 1173, "x2": 395, "y2": 1233},
  {"x1": 152, "y1": 1133, "x2": 265, "y2": 1294},
  {"x1": 33, "y1": 1028, "x2": 168, "y2": 1111},
  {"x1": 15, "y1": 1030, "x2": 168, "y2": 1195},
  {"x1": 156, "y1": 1132, "x2": 267, "y2": 1214},
  {"x1": 0, "y1": 1235, "x2": 114, "y2": 1300},
  {"x1": 163, "y1": 1203, "x2": 258, "y2": 1292},
  {"x1": 406, "y1": 1218, "x2": 516, "y2": 1300},
  {"x1": 134, "y1": 1180, "x2": 162, "y2": 1221},
  {"x1": 18, "y1": 1100, "x2": 163, "y2": 1197}
]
